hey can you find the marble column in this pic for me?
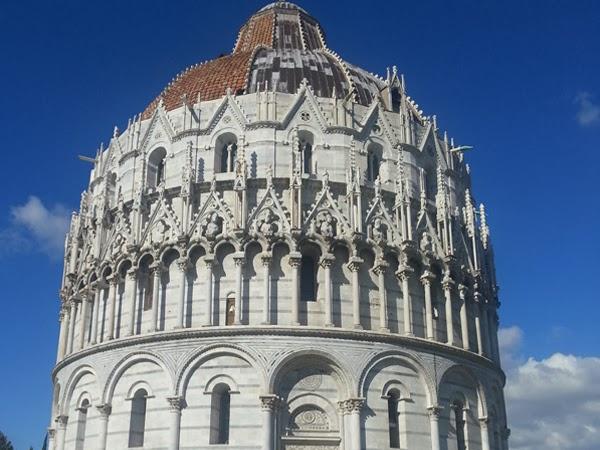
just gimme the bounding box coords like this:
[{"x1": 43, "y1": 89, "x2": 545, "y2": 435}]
[
  {"x1": 347, "y1": 257, "x2": 363, "y2": 329},
  {"x1": 260, "y1": 395, "x2": 280, "y2": 450},
  {"x1": 480, "y1": 417, "x2": 491, "y2": 450},
  {"x1": 337, "y1": 401, "x2": 348, "y2": 450},
  {"x1": 428, "y1": 406, "x2": 441, "y2": 450},
  {"x1": 203, "y1": 255, "x2": 215, "y2": 326},
  {"x1": 167, "y1": 397, "x2": 185, "y2": 450},
  {"x1": 345, "y1": 398, "x2": 365, "y2": 450},
  {"x1": 96, "y1": 403, "x2": 111, "y2": 450},
  {"x1": 90, "y1": 283, "x2": 103, "y2": 345},
  {"x1": 374, "y1": 260, "x2": 389, "y2": 332},
  {"x1": 233, "y1": 252, "x2": 246, "y2": 325},
  {"x1": 421, "y1": 270, "x2": 436, "y2": 340},
  {"x1": 289, "y1": 251, "x2": 302, "y2": 326},
  {"x1": 46, "y1": 427, "x2": 56, "y2": 450},
  {"x1": 458, "y1": 284, "x2": 470, "y2": 350},
  {"x1": 320, "y1": 253, "x2": 335, "y2": 327},
  {"x1": 480, "y1": 299, "x2": 491, "y2": 357},
  {"x1": 56, "y1": 306, "x2": 69, "y2": 362},
  {"x1": 261, "y1": 253, "x2": 272, "y2": 325},
  {"x1": 66, "y1": 298, "x2": 78, "y2": 355},
  {"x1": 442, "y1": 275, "x2": 455, "y2": 346},
  {"x1": 54, "y1": 415, "x2": 68, "y2": 450},
  {"x1": 474, "y1": 291, "x2": 485, "y2": 356},
  {"x1": 397, "y1": 265, "x2": 414, "y2": 336},
  {"x1": 126, "y1": 268, "x2": 138, "y2": 336},
  {"x1": 150, "y1": 262, "x2": 163, "y2": 332},
  {"x1": 78, "y1": 292, "x2": 90, "y2": 350},
  {"x1": 175, "y1": 257, "x2": 190, "y2": 329},
  {"x1": 106, "y1": 276, "x2": 119, "y2": 340}
]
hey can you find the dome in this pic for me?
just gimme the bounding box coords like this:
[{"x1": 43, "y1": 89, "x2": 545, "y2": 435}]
[{"x1": 142, "y1": 2, "x2": 385, "y2": 118}]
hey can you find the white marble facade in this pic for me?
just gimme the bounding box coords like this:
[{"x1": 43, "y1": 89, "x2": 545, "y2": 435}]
[{"x1": 48, "y1": 3, "x2": 509, "y2": 450}]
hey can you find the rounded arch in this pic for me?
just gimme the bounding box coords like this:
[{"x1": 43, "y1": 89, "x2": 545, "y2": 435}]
[
  {"x1": 381, "y1": 379, "x2": 412, "y2": 401},
  {"x1": 177, "y1": 343, "x2": 267, "y2": 396},
  {"x1": 214, "y1": 236, "x2": 243, "y2": 254},
  {"x1": 269, "y1": 349, "x2": 354, "y2": 398},
  {"x1": 60, "y1": 365, "x2": 98, "y2": 415},
  {"x1": 159, "y1": 245, "x2": 182, "y2": 264},
  {"x1": 126, "y1": 380, "x2": 154, "y2": 399},
  {"x1": 147, "y1": 146, "x2": 168, "y2": 187},
  {"x1": 75, "y1": 391, "x2": 93, "y2": 409},
  {"x1": 213, "y1": 131, "x2": 239, "y2": 174},
  {"x1": 204, "y1": 374, "x2": 240, "y2": 394},
  {"x1": 438, "y1": 364, "x2": 488, "y2": 417},
  {"x1": 116, "y1": 258, "x2": 133, "y2": 277},
  {"x1": 102, "y1": 351, "x2": 172, "y2": 403},
  {"x1": 358, "y1": 351, "x2": 435, "y2": 407},
  {"x1": 210, "y1": 128, "x2": 242, "y2": 149}
]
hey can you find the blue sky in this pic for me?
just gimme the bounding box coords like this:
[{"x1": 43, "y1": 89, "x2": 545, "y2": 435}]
[{"x1": 0, "y1": 1, "x2": 598, "y2": 448}]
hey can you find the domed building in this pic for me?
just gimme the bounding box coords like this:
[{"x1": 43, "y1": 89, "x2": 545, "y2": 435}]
[{"x1": 48, "y1": 2, "x2": 509, "y2": 450}]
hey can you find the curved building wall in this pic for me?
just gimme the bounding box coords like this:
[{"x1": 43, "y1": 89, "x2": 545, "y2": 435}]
[{"x1": 49, "y1": 4, "x2": 508, "y2": 450}]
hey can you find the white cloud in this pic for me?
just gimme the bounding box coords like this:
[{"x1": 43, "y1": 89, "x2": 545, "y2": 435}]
[
  {"x1": 500, "y1": 326, "x2": 600, "y2": 450},
  {"x1": 575, "y1": 92, "x2": 600, "y2": 126},
  {"x1": 7, "y1": 196, "x2": 70, "y2": 259}
]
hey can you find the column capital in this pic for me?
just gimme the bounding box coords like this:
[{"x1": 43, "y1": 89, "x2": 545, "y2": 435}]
[
  {"x1": 420, "y1": 269, "x2": 436, "y2": 284},
  {"x1": 203, "y1": 254, "x2": 216, "y2": 268},
  {"x1": 427, "y1": 405, "x2": 442, "y2": 419},
  {"x1": 260, "y1": 252, "x2": 273, "y2": 266},
  {"x1": 96, "y1": 403, "x2": 112, "y2": 417},
  {"x1": 502, "y1": 427, "x2": 511, "y2": 439},
  {"x1": 126, "y1": 267, "x2": 138, "y2": 280},
  {"x1": 167, "y1": 396, "x2": 186, "y2": 412},
  {"x1": 442, "y1": 274, "x2": 455, "y2": 290},
  {"x1": 338, "y1": 398, "x2": 365, "y2": 415},
  {"x1": 319, "y1": 253, "x2": 336, "y2": 268},
  {"x1": 347, "y1": 256, "x2": 363, "y2": 272},
  {"x1": 288, "y1": 251, "x2": 303, "y2": 267},
  {"x1": 176, "y1": 257, "x2": 190, "y2": 272},
  {"x1": 107, "y1": 273, "x2": 121, "y2": 286},
  {"x1": 55, "y1": 415, "x2": 68, "y2": 427},
  {"x1": 150, "y1": 262, "x2": 165, "y2": 276},
  {"x1": 373, "y1": 259, "x2": 389, "y2": 275},
  {"x1": 47, "y1": 427, "x2": 56, "y2": 439},
  {"x1": 395, "y1": 264, "x2": 414, "y2": 280},
  {"x1": 233, "y1": 252, "x2": 246, "y2": 266},
  {"x1": 259, "y1": 395, "x2": 281, "y2": 411}
]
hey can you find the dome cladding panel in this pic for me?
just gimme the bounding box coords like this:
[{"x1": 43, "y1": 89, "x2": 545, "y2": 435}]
[{"x1": 142, "y1": 1, "x2": 383, "y2": 118}]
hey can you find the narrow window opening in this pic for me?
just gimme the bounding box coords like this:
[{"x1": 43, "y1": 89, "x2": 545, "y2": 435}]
[
  {"x1": 147, "y1": 148, "x2": 167, "y2": 188},
  {"x1": 75, "y1": 399, "x2": 90, "y2": 450},
  {"x1": 210, "y1": 384, "x2": 231, "y2": 444},
  {"x1": 367, "y1": 146, "x2": 381, "y2": 182},
  {"x1": 302, "y1": 141, "x2": 312, "y2": 174},
  {"x1": 387, "y1": 390, "x2": 400, "y2": 448},
  {"x1": 453, "y1": 401, "x2": 466, "y2": 450},
  {"x1": 300, "y1": 255, "x2": 317, "y2": 302},
  {"x1": 226, "y1": 295, "x2": 236, "y2": 326},
  {"x1": 128, "y1": 389, "x2": 148, "y2": 448},
  {"x1": 143, "y1": 270, "x2": 153, "y2": 311}
]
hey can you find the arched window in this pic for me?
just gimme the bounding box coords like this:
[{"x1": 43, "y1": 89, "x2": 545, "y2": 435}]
[
  {"x1": 210, "y1": 383, "x2": 231, "y2": 444},
  {"x1": 387, "y1": 389, "x2": 401, "y2": 448},
  {"x1": 367, "y1": 144, "x2": 382, "y2": 182},
  {"x1": 300, "y1": 255, "x2": 317, "y2": 302},
  {"x1": 128, "y1": 388, "x2": 148, "y2": 448},
  {"x1": 226, "y1": 294, "x2": 236, "y2": 326},
  {"x1": 452, "y1": 400, "x2": 466, "y2": 450},
  {"x1": 75, "y1": 399, "x2": 90, "y2": 450},
  {"x1": 302, "y1": 141, "x2": 312, "y2": 174},
  {"x1": 147, "y1": 147, "x2": 167, "y2": 187},
  {"x1": 216, "y1": 135, "x2": 238, "y2": 173}
]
